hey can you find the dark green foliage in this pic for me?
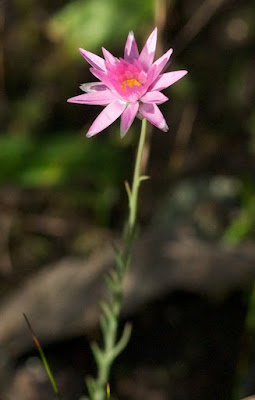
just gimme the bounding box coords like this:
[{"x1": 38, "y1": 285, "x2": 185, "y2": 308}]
[{"x1": 0, "y1": 134, "x2": 127, "y2": 222}]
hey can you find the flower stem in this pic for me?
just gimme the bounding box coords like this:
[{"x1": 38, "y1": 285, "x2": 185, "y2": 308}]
[
  {"x1": 129, "y1": 117, "x2": 148, "y2": 232},
  {"x1": 87, "y1": 118, "x2": 148, "y2": 400}
]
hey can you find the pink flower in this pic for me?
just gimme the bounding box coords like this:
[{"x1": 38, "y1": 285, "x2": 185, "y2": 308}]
[{"x1": 67, "y1": 28, "x2": 187, "y2": 138}]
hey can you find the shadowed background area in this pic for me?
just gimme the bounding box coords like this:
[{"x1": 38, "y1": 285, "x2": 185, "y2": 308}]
[{"x1": 0, "y1": 0, "x2": 255, "y2": 399}]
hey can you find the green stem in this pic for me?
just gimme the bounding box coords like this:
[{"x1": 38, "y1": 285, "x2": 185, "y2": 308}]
[
  {"x1": 88, "y1": 118, "x2": 148, "y2": 400},
  {"x1": 129, "y1": 117, "x2": 148, "y2": 232}
]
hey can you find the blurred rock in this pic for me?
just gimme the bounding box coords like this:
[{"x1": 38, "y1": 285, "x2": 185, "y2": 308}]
[
  {"x1": 0, "y1": 177, "x2": 254, "y2": 359},
  {"x1": 0, "y1": 227, "x2": 254, "y2": 359}
]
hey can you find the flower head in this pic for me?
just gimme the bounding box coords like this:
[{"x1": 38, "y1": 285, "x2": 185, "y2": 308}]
[{"x1": 67, "y1": 28, "x2": 187, "y2": 138}]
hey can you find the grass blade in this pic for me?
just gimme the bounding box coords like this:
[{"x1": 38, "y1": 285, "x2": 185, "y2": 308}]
[{"x1": 23, "y1": 313, "x2": 62, "y2": 400}]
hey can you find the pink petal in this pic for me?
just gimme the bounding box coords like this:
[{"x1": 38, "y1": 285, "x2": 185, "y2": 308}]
[
  {"x1": 120, "y1": 102, "x2": 139, "y2": 138},
  {"x1": 90, "y1": 68, "x2": 116, "y2": 91},
  {"x1": 139, "y1": 103, "x2": 168, "y2": 132},
  {"x1": 79, "y1": 48, "x2": 105, "y2": 71},
  {"x1": 151, "y1": 70, "x2": 188, "y2": 91},
  {"x1": 67, "y1": 90, "x2": 118, "y2": 105},
  {"x1": 79, "y1": 82, "x2": 108, "y2": 92},
  {"x1": 138, "y1": 28, "x2": 157, "y2": 71},
  {"x1": 86, "y1": 100, "x2": 126, "y2": 137},
  {"x1": 124, "y1": 31, "x2": 139, "y2": 62},
  {"x1": 140, "y1": 91, "x2": 168, "y2": 104},
  {"x1": 102, "y1": 47, "x2": 117, "y2": 65},
  {"x1": 138, "y1": 64, "x2": 157, "y2": 97},
  {"x1": 150, "y1": 48, "x2": 173, "y2": 82}
]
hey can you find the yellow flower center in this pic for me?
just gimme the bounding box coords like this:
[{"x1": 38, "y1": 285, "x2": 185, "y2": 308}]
[{"x1": 120, "y1": 78, "x2": 141, "y2": 91}]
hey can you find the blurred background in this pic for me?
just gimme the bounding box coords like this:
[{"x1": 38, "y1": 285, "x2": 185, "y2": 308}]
[{"x1": 0, "y1": 0, "x2": 255, "y2": 399}]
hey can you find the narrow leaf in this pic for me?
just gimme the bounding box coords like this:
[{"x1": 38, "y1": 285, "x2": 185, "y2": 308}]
[
  {"x1": 86, "y1": 377, "x2": 96, "y2": 398},
  {"x1": 110, "y1": 322, "x2": 132, "y2": 360},
  {"x1": 124, "y1": 180, "x2": 132, "y2": 204},
  {"x1": 113, "y1": 245, "x2": 125, "y2": 271},
  {"x1": 91, "y1": 342, "x2": 103, "y2": 366},
  {"x1": 23, "y1": 313, "x2": 62, "y2": 400},
  {"x1": 100, "y1": 301, "x2": 114, "y2": 322},
  {"x1": 139, "y1": 175, "x2": 150, "y2": 182}
]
